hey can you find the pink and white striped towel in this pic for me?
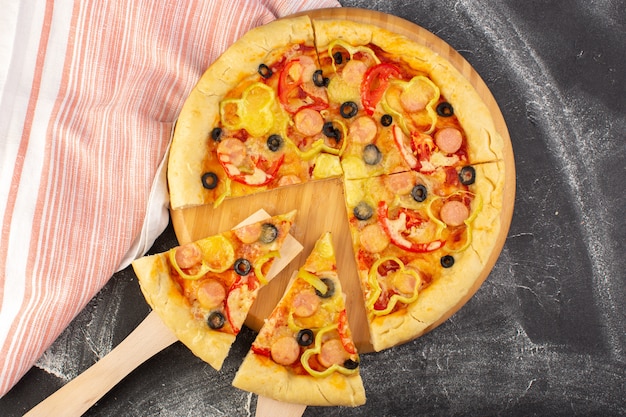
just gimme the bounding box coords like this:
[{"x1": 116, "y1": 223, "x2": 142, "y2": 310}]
[{"x1": 0, "y1": 0, "x2": 339, "y2": 397}]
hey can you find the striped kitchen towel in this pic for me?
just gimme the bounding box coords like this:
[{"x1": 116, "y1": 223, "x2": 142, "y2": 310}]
[{"x1": 0, "y1": 0, "x2": 339, "y2": 397}]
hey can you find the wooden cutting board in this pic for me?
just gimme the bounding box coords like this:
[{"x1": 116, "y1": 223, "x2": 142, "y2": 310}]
[{"x1": 170, "y1": 7, "x2": 516, "y2": 354}]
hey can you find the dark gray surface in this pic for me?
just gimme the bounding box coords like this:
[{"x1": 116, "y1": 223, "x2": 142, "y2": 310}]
[{"x1": 3, "y1": 1, "x2": 625, "y2": 416}]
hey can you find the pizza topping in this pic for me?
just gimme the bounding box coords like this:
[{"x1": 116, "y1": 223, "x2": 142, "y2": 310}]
[
  {"x1": 294, "y1": 108, "x2": 324, "y2": 136},
  {"x1": 434, "y1": 127, "x2": 463, "y2": 154},
  {"x1": 220, "y1": 82, "x2": 277, "y2": 137},
  {"x1": 195, "y1": 235, "x2": 235, "y2": 273},
  {"x1": 384, "y1": 171, "x2": 415, "y2": 195},
  {"x1": 266, "y1": 134, "x2": 283, "y2": 152},
  {"x1": 361, "y1": 63, "x2": 402, "y2": 115},
  {"x1": 271, "y1": 336, "x2": 301, "y2": 366},
  {"x1": 259, "y1": 223, "x2": 279, "y2": 243},
  {"x1": 343, "y1": 359, "x2": 359, "y2": 370},
  {"x1": 175, "y1": 243, "x2": 202, "y2": 269},
  {"x1": 359, "y1": 223, "x2": 390, "y2": 253},
  {"x1": 252, "y1": 250, "x2": 280, "y2": 285},
  {"x1": 411, "y1": 184, "x2": 428, "y2": 202},
  {"x1": 377, "y1": 201, "x2": 444, "y2": 253},
  {"x1": 315, "y1": 277, "x2": 336, "y2": 299},
  {"x1": 293, "y1": 290, "x2": 320, "y2": 317},
  {"x1": 363, "y1": 144, "x2": 382, "y2": 165},
  {"x1": 348, "y1": 116, "x2": 377, "y2": 144},
  {"x1": 382, "y1": 76, "x2": 440, "y2": 135},
  {"x1": 300, "y1": 324, "x2": 359, "y2": 377},
  {"x1": 436, "y1": 101, "x2": 454, "y2": 117},
  {"x1": 234, "y1": 258, "x2": 252, "y2": 276},
  {"x1": 353, "y1": 201, "x2": 374, "y2": 221},
  {"x1": 197, "y1": 279, "x2": 227, "y2": 309},
  {"x1": 337, "y1": 309, "x2": 357, "y2": 355},
  {"x1": 296, "y1": 329, "x2": 315, "y2": 346},
  {"x1": 312, "y1": 69, "x2": 329, "y2": 87},
  {"x1": 169, "y1": 245, "x2": 210, "y2": 280},
  {"x1": 392, "y1": 125, "x2": 418, "y2": 169},
  {"x1": 381, "y1": 114, "x2": 393, "y2": 127},
  {"x1": 201, "y1": 172, "x2": 219, "y2": 190},
  {"x1": 207, "y1": 311, "x2": 226, "y2": 330},
  {"x1": 278, "y1": 56, "x2": 328, "y2": 113},
  {"x1": 459, "y1": 165, "x2": 476, "y2": 185},
  {"x1": 340, "y1": 101, "x2": 359, "y2": 118},
  {"x1": 440, "y1": 200, "x2": 470, "y2": 227},
  {"x1": 318, "y1": 338, "x2": 350, "y2": 368},
  {"x1": 210, "y1": 127, "x2": 223, "y2": 142},
  {"x1": 440, "y1": 255, "x2": 455, "y2": 268},
  {"x1": 234, "y1": 223, "x2": 262, "y2": 244},
  {"x1": 257, "y1": 63, "x2": 273, "y2": 79},
  {"x1": 366, "y1": 257, "x2": 420, "y2": 315},
  {"x1": 217, "y1": 137, "x2": 285, "y2": 186}
]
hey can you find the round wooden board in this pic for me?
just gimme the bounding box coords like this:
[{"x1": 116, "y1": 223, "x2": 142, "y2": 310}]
[{"x1": 170, "y1": 8, "x2": 515, "y2": 353}]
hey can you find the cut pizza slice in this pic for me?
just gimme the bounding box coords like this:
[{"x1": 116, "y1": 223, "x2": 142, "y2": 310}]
[
  {"x1": 131, "y1": 210, "x2": 298, "y2": 370},
  {"x1": 343, "y1": 162, "x2": 504, "y2": 351},
  {"x1": 232, "y1": 232, "x2": 366, "y2": 407}
]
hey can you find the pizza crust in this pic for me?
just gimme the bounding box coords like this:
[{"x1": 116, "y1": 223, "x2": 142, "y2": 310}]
[
  {"x1": 132, "y1": 254, "x2": 235, "y2": 369},
  {"x1": 233, "y1": 351, "x2": 366, "y2": 407}
]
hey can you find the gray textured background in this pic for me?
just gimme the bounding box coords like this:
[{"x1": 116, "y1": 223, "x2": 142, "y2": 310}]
[{"x1": 3, "y1": 1, "x2": 625, "y2": 416}]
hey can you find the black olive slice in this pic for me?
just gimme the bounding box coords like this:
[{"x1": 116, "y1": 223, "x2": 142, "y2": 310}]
[
  {"x1": 436, "y1": 102, "x2": 454, "y2": 117},
  {"x1": 267, "y1": 134, "x2": 283, "y2": 152},
  {"x1": 380, "y1": 114, "x2": 393, "y2": 127},
  {"x1": 340, "y1": 101, "x2": 358, "y2": 118},
  {"x1": 296, "y1": 329, "x2": 314, "y2": 347},
  {"x1": 343, "y1": 359, "x2": 359, "y2": 370},
  {"x1": 322, "y1": 121, "x2": 341, "y2": 140},
  {"x1": 207, "y1": 311, "x2": 225, "y2": 329},
  {"x1": 258, "y1": 64, "x2": 272, "y2": 79},
  {"x1": 440, "y1": 255, "x2": 455, "y2": 268},
  {"x1": 312, "y1": 70, "x2": 329, "y2": 87},
  {"x1": 411, "y1": 184, "x2": 428, "y2": 202},
  {"x1": 234, "y1": 258, "x2": 252, "y2": 276},
  {"x1": 459, "y1": 166, "x2": 476, "y2": 185},
  {"x1": 210, "y1": 127, "x2": 223, "y2": 142},
  {"x1": 259, "y1": 223, "x2": 279, "y2": 243},
  {"x1": 201, "y1": 172, "x2": 218, "y2": 190},
  {"x1": 353, "y1": 201, "x2": 374, "y2": 221},
  {"x1": 333, "y1": 51, "x2": 343, "y2": 65},
  {"x1": 363, "y1": 144, "x2": 382, "y2": 165},
  {"x1": 315, "y1": 277, "x2": 335, "y2": 298}
]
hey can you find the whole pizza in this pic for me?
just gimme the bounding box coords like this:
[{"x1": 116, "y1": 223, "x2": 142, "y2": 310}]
[{"x1": 144, "y1": 12, "x2": 508, "y2": 406}]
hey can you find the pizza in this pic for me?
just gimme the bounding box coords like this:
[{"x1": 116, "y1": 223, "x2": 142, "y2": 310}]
[
  {"x1": 167, "y1": 15, "x2": 506, "y2": 355},
  {"x1": 131, "y1": 210, "x2": 296, "y2": 370},
  {"x1": 232, "y1": 232, "x2": 366, "y2": 407}
]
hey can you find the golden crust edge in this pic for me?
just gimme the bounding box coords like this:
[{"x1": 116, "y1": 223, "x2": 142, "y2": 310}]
[
  {"x1": 131, "y1": 255, "x2": 235, "y2": 370},
  {"x1": 367, "y1": 161, "x2": 505, "y2": 351},
  {"x1": 232, "y1": 351, "x2": 366, "y2": 407}
]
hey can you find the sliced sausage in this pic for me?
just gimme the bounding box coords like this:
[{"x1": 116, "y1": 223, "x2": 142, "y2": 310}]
[
  {"x1": 292, "y1": 291, "x2": 320, "y2": 318},
  {"x1": 359, "y1": 223, "x2": 390, "y2": 253},
  {"x1": 318, "y1": 338, "x2": 349, "y2": 368},
  {"x1": 341, "y1": 59, "x2": 368, "y2": 85},
  {"x1": 384, "y1": 171, "x2": 417, "y2": 195},
  {"x1": 271, "y1": 336, "x2": 300, "y2": 366},
  {"x1": 217, "y1": 138, "x2": 247, "y2": 166},
  {"x1": 277, "y1": 174, "x2": 302, "y2": 186},
  {"x1": 434, "y1": 127, "x2": 463, "y2": 154},
  {"x1": 294, "y1": 108, "x2": 324, "y2": 136},
  {"x1": 175, "y1": 244, "x2": 202, "y2": 269},
  {"x1": 440, "y1": 200, "x2": 470, "y2": 226},
  {"x1": 399, "y1": 78, "x2": 433, "y2": 112},
  {"x1": 234, "y1": 223, "x2": 262, "y2": 244},
  {"x1": 196, "y1": 279, "x2": 226, "y2": 309},
  {"x1": 348, "y1": 116, "x2": 377, "y2": 144}
]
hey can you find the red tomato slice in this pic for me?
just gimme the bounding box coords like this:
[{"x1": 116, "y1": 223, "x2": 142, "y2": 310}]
[{"x1": 360, "y1": 63, "x2": 402, "y2": 115}]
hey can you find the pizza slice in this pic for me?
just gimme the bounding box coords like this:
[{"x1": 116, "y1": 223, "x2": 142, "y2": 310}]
[
  {"x1": 232, "y1": 232, "x2": 366, "y2": 407},
  {"x1": 343, "y1": 162, "x2": 503, "y2": 351},
  {"x1": 131, "y1": 210, "x2": 297, "y2": 370}
]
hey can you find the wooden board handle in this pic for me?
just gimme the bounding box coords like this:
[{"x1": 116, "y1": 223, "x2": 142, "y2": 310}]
[
  {"x1": 23, "y1": 311, "x2": 178, "y2": 417},
  {"x1": 256, "y1": 395, "x2": 307, "y2": 417}
]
